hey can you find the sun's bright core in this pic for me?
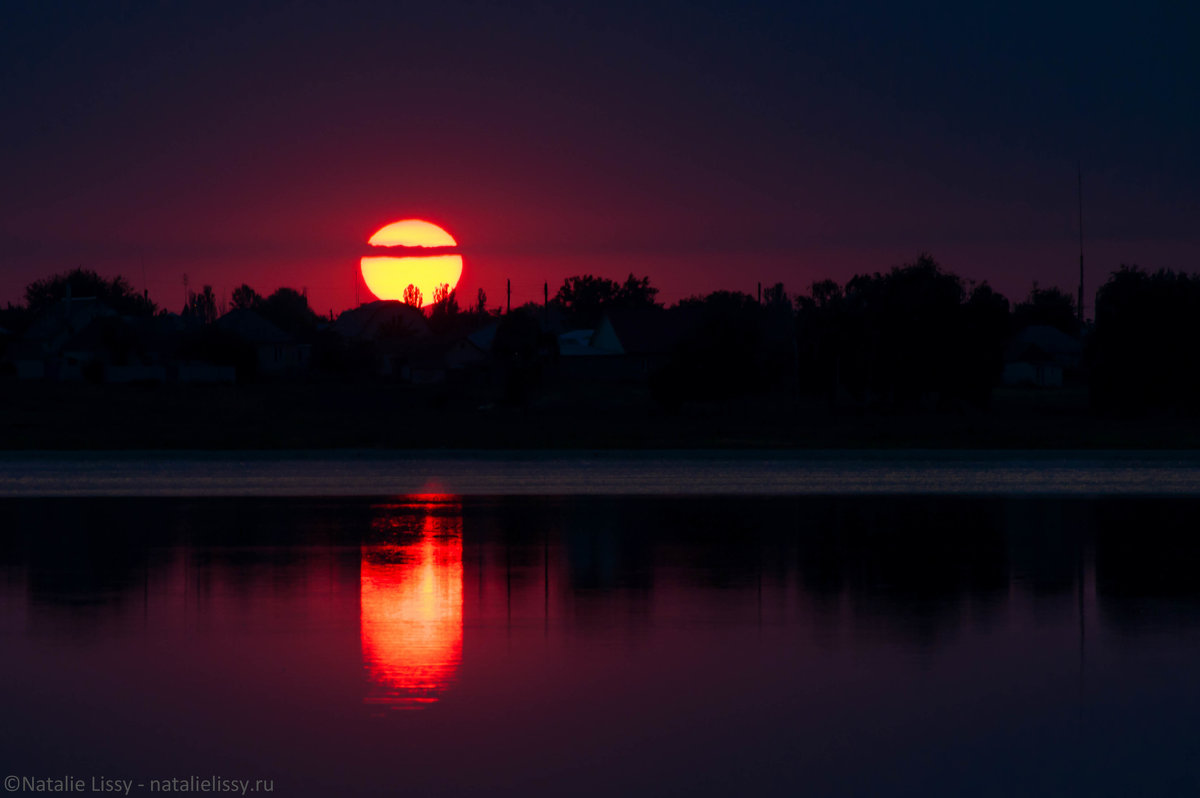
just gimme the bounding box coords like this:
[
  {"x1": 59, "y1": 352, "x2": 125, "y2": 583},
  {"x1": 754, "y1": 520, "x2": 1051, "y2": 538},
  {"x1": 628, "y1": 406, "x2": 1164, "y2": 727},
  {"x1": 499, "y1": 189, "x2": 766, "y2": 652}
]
[{"x1": 361, "y1": 219, "x2": 462, "y2": 305}]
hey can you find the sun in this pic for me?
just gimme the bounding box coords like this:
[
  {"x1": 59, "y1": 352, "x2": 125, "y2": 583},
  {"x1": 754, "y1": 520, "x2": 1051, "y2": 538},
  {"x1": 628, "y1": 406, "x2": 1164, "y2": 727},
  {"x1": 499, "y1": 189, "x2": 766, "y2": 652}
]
[{"x1": 360, "y1": 219, "x2": 462, "y2": 305}]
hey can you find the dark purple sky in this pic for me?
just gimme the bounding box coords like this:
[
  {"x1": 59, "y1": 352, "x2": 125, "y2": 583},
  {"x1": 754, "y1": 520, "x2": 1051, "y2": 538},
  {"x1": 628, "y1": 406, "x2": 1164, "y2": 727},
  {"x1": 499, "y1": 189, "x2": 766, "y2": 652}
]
[{"x1": 3, "y1": 1, "x2": 1197, "y2": 316}]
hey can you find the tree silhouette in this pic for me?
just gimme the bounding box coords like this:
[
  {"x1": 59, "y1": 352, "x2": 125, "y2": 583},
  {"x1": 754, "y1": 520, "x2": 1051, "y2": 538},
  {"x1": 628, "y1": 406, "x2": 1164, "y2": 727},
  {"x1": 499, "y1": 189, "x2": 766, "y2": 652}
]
[
  {"x1": 794, "y1": 254, "x2": 1009, "y2": 409},
  {"x1": 956, "y1": 282, "x2": 1011, "y2": 406},
  {"x1": 615, "y1": 273, "x2": 660, "y2": 308},
  {"x1": 475, "y1": 288, "x2": 488, "y2": 314},
  {"x1": 24, "y1": 268, "x2": 156, "y2": 317},
  {"x1": 556, "y1": 275, "x2": 619, "y2": 326},
  {"x1": 556, "y1": 273, "x2": 660, "y2": 326},
  {"x1": 0, "y1": 303, "x2": 34, "y2": 336},
  {"x1": 184, "y1": 285, "x2": 218, "y2": 324},
  {"x1": 677, "y1": 289, "x2": 758, "y2": 314},
  {"x1": 231, "y1": 284, "x2": 263, "y2": 311},
  {"x1": 259, "y1": 287, "x2": 318, "y2": 337},
  {"x1": 429, "y1": 284, "x2": 461, "y2": 333},
  {"x1": 762, "y1": 282, "x2": 789, "y2": 309},
  {"x1": 402, "y1": 284, "x2": 423, "y2": 308},
  {"x1": 1091, "y1": 265, "x2": 1200, "y2": 413},
  {"x1": 1014, "y1": 285, "x2": 1078, "y2": 333},
  {"x1": 492, "y1": 307, "x2": 554, "y2": 405},
  {"x1": 651, "y1": 290, "x2": 779, "y2": 409}
]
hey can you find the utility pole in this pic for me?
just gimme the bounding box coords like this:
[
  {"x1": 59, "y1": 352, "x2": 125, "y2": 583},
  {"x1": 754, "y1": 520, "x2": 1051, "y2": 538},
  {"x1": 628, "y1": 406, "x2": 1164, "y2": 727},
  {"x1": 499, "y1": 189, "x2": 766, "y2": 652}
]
[
  {"x1": 543, "y1": 281, "x2": 548, "y2": 307},
  {"x1": 506, "y1": 279, "x2": 511, "y2": 314},
  {"x1": 757, "y1": 282, "x2": 762, "y2": 304},
  {"x1": 1077, "y1": 164, "x2": 1085, "y2": 325}
]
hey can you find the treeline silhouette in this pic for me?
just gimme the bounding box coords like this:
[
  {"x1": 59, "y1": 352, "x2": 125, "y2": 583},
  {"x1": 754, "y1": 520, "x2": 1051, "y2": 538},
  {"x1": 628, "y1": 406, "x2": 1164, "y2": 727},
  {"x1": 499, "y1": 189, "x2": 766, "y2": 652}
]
[{"x1": 3, "y1": 255, "x2": 1200, "y2": 415}]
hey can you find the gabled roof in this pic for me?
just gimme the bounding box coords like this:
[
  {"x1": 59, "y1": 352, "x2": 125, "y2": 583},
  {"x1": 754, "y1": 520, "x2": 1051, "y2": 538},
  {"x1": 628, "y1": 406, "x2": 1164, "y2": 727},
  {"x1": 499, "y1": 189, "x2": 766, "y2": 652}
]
[
  {"x1": 466, "y1": 321, "x2": 499, "y2": 353},
  {"x1": 558, "y1": 328, "x2": 620, "y2": 357},
  {"x1": 334, "y1": 301, "x2": 431, "y2": 341},
  {"x1": 216, "y1": 308, "x2": 291, "y2": 343}
]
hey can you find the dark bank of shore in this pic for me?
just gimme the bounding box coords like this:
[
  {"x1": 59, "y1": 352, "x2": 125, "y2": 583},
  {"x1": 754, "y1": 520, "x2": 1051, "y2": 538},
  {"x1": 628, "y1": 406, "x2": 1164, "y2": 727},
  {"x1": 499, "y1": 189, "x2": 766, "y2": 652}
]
[{"x1": 2, "y1": 379, "x2": 1199, "y2": 450}]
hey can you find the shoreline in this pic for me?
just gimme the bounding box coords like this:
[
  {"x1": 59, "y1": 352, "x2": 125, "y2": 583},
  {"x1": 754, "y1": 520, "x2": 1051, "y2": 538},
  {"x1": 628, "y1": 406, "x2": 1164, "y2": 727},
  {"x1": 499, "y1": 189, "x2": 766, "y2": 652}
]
[{"x1": 3, "y1": 448, "x2": 1200, "y2": 498}]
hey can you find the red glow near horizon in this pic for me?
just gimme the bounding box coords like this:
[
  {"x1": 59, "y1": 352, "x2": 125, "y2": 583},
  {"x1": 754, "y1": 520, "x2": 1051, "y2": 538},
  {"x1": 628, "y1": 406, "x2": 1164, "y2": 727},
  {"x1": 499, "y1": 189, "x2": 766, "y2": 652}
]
[{"x1": 360, "y1": 497, "x2": 463, "y2": 710}]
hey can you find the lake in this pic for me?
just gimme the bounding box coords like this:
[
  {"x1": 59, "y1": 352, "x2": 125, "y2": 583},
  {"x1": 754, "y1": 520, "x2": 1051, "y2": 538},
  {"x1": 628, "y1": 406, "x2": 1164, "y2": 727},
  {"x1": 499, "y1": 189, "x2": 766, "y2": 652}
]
[{"x1": 2, "y1": 456, "x2": 1200, "y2": 796}]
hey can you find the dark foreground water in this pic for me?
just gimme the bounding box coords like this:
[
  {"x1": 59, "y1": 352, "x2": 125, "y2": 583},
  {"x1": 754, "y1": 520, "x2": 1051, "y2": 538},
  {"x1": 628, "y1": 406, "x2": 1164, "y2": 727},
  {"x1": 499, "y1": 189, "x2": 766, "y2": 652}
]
[{"x1": 2, "y1": 495, "x2": 1200, "y2": 797}]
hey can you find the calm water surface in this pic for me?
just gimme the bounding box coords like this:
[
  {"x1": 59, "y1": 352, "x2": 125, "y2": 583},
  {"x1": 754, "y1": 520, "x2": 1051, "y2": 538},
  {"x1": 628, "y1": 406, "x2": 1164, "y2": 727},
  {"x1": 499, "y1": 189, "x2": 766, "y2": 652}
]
[{"x1": 2, "y1": 494, "x2": 1200, "y2": 796}]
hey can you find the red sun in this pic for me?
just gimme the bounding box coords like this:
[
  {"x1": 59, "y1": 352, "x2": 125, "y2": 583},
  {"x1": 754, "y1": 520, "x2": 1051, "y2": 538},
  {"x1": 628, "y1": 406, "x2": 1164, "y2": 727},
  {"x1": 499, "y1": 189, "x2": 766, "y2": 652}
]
[{"x1": 360, "y1": 219, "x2": 462, "y2": 305}]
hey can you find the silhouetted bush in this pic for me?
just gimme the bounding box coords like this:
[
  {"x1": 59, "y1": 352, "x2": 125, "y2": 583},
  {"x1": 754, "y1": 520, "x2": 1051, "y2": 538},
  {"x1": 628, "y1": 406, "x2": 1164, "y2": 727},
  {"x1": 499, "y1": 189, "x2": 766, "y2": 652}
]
[
  {"x1": 955, "y1": 282, "x2": 1011, "y2": 407},
  {"x1": 795, "y1": 255, "x2": 1009, "y2": 410},
  {"x1": 309, "y1": 329, "x2": 376, "y2": 377},
  {"x1": 0, "y1": 303, "x2": 34, "y2": 336},
  {"x1": 651, "y1": 291, "x2": 788, "y2": 408},
  {"x1": 555, "y1": 273, "x2": 660, "y2": 328},
  {"x1": 259, "y1": 288, "x2": 320, "y2": 339},
  {"x1": 1013, "y1": 285, "x2": 1079, "y2": 333},
  {"x1": 182, "y1": 285, "x2": 218, "y2": 324},
  {"x1": 177, "y1": 327, "x2": 258, "y2": 382},
  {"x1": 492, "y1": 308, "x2": 555, "y2": 405},
  {"x1": 25, "y1": 268, "x2": 156, "y2": 317},
  {"x1": 1091, "y1": 266, "x2": 1200, "y2": 413},
  {"x1": 230, "y1": 284, "x2": 264, "y2": 311}
]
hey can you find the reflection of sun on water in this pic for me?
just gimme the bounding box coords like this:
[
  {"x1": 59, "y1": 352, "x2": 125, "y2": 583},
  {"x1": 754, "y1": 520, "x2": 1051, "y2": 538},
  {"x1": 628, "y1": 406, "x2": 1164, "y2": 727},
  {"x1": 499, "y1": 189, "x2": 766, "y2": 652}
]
[{"x1": 360, "y1": 497, "x2": 463, "y2": 710}]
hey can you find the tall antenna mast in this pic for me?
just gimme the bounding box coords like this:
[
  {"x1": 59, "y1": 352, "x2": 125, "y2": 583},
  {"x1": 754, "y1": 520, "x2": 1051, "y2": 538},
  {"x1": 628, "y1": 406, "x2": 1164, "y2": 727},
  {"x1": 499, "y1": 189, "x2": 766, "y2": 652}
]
[{"x1": 1077, "y1": 164, "x2": 1085, "y2": 325}]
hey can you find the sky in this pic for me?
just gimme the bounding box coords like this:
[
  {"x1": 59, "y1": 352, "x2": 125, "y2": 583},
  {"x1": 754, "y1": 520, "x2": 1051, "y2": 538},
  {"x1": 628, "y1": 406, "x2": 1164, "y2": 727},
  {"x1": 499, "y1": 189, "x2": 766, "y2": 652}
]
[{"x1": 3, "y1": 0, "x2": 1198, "y2": 317}]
